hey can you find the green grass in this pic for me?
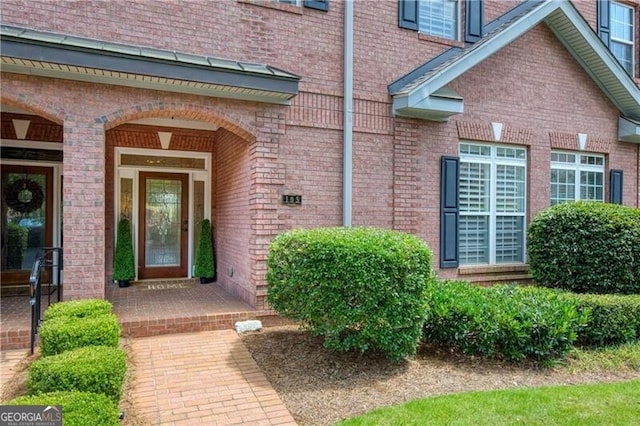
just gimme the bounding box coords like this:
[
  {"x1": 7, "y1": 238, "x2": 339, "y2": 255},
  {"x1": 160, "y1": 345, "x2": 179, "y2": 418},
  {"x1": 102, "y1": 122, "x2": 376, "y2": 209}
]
[{"x1": 338, "y1": 380, "x2": 640, "y2": 426}]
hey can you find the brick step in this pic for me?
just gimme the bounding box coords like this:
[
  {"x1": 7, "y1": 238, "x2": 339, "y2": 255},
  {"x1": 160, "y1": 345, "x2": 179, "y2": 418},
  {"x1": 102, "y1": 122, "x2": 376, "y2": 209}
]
[{"x1": 2, "y1": 311, "x2": 288, "y2": 350}]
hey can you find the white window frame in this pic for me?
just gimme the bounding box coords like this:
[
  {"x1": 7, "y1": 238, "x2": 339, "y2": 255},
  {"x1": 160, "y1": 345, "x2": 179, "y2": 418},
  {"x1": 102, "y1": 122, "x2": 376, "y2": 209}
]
[
  {"x1": 610, "y1": 1, "x2": 635, "y2": 75},
  {"x1": 458, "y1": 142, "x2": 527, "y2": 266},
  {"x1": 550, "y1": 151, "x2": 605, "y2": 205},
  {"x1": 276, "y1": 0, "x2": 301, "y2": 6},
  {"x1": 418, "y1": 0, "x2": 460, "y2": 41}
]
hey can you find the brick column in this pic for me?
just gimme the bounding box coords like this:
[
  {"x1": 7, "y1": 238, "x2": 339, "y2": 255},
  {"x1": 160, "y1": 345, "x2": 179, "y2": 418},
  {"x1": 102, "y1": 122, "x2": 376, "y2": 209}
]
[
  {"x1": 393, "y1": 119, "x2": 419, "y2": 234},
  {"x1": 249, "y1": 111, "x2": 286, "y2": 309},
  {"x1": 62, "y1": 119, "x2": 106, "y2": 299}
]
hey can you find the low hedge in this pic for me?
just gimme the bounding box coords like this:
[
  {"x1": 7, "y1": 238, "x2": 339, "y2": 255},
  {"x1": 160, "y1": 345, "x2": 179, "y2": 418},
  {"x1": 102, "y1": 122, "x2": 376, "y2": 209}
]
[
  {"x1": 267, "y1": 227, "x2": 435, "y2": 361},
  {"x1": 44, "y1": 299, "x2": 113, "y2": 321},
  {"x1": 7, "y1": 391, "x2": 120, "y2": 426},
  {"x1": 28, "y1": 345, "x2": 126, "y2": 403},
  {"x1": 571, "y1": 293, "x2": 640, "y2": 347},
  {"x1": 422, "y1": 281, "x2": 588, "y2": 361},
  {"x1": 38, "y1": 313, "x2": 121, "y2": 357},
  {"x1": 528, "y1": 201, "x2": 640, "y2": 294}
]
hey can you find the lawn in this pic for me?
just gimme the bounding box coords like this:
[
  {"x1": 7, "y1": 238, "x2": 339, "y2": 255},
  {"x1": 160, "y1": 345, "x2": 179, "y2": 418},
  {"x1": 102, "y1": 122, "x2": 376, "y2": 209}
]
[{"x1": 338, "y1": 379, "x2": 640, "y2": 425}]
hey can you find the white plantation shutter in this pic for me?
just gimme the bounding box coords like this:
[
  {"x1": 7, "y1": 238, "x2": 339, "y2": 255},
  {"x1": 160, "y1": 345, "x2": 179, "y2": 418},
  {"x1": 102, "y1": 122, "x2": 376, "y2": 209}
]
[
  {"x1": 419, "y1": 0, "x2": 457, "y2": 40},
  {"x1": 459, "y1": 143, "x2": 527, "y2": 266}
]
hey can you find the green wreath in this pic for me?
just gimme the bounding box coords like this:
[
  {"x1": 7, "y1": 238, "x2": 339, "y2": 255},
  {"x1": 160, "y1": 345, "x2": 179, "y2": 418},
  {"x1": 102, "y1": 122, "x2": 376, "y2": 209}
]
[{"x1": 4, "y1": 178, "x2": 44, "y2": 214}]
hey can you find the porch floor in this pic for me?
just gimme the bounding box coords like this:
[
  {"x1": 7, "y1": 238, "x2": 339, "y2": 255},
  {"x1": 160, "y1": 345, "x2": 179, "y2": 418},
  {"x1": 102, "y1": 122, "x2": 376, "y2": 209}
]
[{"x1": 1, "y1": 280, "x2": 282, "y2": 350}]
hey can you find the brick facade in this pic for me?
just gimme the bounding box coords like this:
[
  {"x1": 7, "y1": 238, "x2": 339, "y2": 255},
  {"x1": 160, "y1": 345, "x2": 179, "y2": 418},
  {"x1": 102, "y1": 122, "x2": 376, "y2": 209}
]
[{"x1": 1, "y1": 0, "x2": 639, "y2": 306}]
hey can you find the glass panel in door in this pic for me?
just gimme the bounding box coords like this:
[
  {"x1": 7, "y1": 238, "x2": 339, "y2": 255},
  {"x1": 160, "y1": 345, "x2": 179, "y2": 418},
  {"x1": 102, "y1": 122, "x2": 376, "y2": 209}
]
[{"x1": 138, "y1": 172, "x2": 188, "y2": 279}]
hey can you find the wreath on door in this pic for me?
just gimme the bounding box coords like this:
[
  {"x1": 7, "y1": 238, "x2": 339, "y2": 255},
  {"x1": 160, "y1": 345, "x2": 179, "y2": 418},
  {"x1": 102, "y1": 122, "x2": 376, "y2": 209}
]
[{"x1": 4, "y1": 178, "x2": 44, "y2": 214}]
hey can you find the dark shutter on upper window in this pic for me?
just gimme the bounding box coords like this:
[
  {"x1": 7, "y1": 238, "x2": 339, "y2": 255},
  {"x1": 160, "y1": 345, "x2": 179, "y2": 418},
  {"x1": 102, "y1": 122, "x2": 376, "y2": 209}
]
[
  {"x1": 465, "y1": 0, "x2": 483, "y2": 43},
  {"x1": 609, "y1": 169, "x2": 623, "y2": 204},
  {"x1": 597, "y1": 0, "x2": 611, "y2": 47},
  {"x1": 399, "y1": 0, "x2": 419, "y2": 31},
  {"x1": 304, "y1": 0, "x2": 329, "y2": 12},
  {"x1": 440, "y1": 156, "x2": 459, "y2": 268}
]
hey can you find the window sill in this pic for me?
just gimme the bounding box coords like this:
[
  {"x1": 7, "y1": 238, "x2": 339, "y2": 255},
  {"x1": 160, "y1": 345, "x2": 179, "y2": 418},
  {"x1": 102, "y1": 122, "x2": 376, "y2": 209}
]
[
  {"x1": 417, "y1": 33, "x2": 465, "y2": 48},
  {"x1": 458, "y1": 264, "x2": 529, "y2": 276},
  {"x1": 237, "y1": 0, "x2": 303, "y2": 15}
]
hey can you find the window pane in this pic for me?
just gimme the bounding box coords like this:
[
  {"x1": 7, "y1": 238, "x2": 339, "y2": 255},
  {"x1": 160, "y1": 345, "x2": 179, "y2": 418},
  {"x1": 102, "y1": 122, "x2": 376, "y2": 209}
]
[
  {"x1": 496, "y1": 165, "x2": 525, "y2": 213},
  {"x1": 419, "y1": 0, "x2": 457, "y2": 40},
  {"x1": 611, "y1": 2, "x2": 633, "y2": 41},
  {"x1": 460, "y1": 162, "x2": 490, "y2": 212},
  {"x1": 580, "y1": 171, "x2": 604, "y2": 201},
  {"x1": 460, "y1": 143, "x2": 491, "y2": 157},
  {"x1": 496, "y1": 216, "x2": 524, "y2": 263},
  {"x1": 459, "y1": 215, "x2": 489, "y2": 265},
  {"x1": 611, "y1": 41, "x2": 633, "y2": 74},
  {"x1": 550, "y1": 168, "x2": 575, "y2": 206},
  {"x1": 496, "y1": 147, "x2": 526, "y2": 159}
]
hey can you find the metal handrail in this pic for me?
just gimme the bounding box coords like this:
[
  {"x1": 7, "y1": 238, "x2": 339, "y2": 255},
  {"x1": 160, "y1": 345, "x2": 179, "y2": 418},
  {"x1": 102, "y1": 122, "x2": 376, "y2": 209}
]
[{"x1": 29, "y1": 247, "x2": 63, "y2": 355}]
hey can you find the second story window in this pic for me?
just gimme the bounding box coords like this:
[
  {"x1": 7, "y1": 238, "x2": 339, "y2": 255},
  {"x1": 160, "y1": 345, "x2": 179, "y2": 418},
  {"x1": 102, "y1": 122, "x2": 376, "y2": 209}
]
[
  {"x1": 610, "y1": 1, "x2": 634, "y2": 75},
  {"x1": 419, "y1": 0, "x2": 458, "y2": 40}
]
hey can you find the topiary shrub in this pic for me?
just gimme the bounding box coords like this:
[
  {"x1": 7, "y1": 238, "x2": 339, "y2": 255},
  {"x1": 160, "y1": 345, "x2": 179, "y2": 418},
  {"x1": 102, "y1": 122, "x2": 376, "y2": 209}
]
[
  {"x1": 28, "y1": 345, "x2": 126, "y2": 403},
  {"x1": 570, "y1": 293, "x2": 640, "y2": 347},
  {"x1": 528, "y1": 201, "x2": 640, "y2": 294},
  {"x1": 422, "y1": 281, "x2": 588, "y2": 361},
  {"x1": 39, "y1": 314, "x2": 121, "y2": 357},
  {"x1": 267, "y1": 227, "x2": 435, "y2": 361},
  {"x1": 44, "y1": 299, "x2": 113, "y2": 321},
  {"x1": 113, "y1": 218, "x2": 135, "y2": 286},
  {"x1": 7, "y1": 391, "x2": 120, "y2": 426},
  {"x1": 194, "y1": 218, "x2": 216, "y2": 282}
]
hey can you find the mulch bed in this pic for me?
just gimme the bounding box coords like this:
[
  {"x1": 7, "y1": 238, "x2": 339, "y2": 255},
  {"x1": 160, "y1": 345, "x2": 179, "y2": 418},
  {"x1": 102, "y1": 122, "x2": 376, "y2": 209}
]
[{"x1": 241, "y1": 326, "x2": 639, "y2": 425}]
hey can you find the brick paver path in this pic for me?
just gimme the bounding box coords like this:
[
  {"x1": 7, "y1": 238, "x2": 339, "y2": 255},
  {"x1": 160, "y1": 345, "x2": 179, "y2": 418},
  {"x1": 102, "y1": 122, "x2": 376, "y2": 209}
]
[
  {"x1": 0, "y1": 349, "x2": 28, "y2": 397},
  {"x1": 130, "y1": 330, "x2": 296, "y2": 425}
]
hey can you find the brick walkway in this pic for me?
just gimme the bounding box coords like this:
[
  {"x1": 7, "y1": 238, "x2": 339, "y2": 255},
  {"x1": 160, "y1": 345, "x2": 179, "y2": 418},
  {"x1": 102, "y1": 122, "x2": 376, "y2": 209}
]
[
  {"x1": 129, "y1": 330, "x2": 297, "y2": 425},
  {"x1": 0, "y1": 348, "x2": 28, "y2": 396}
]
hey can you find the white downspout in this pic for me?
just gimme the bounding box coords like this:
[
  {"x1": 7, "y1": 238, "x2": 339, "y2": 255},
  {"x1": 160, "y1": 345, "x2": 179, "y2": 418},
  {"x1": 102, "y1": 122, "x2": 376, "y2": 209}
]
[{"x1": 343, "y1": 0, "x2": 354, "y2": 227}]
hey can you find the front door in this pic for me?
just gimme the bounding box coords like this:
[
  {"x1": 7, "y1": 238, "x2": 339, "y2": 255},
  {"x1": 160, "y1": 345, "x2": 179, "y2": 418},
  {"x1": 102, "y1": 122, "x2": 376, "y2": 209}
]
[{"x1": 138, "y1": 172, "x2": 188, "y2": 279}]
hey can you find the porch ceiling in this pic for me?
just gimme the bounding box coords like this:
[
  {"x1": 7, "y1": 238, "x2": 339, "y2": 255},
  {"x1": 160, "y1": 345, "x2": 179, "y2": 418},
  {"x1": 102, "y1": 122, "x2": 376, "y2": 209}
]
[{"x1": 0, "y1": 25, "x2": 300, "y2": 105}]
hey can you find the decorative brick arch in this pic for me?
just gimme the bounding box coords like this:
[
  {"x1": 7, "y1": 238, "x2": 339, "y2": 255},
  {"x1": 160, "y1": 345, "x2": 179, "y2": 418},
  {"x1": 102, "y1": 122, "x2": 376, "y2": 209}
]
[
  {"x1": 101, "y1": 101, "x2": 257, "y2": 143},
  {"x1": 1, "y1": 95, "x2": 65, "y2": 125}
]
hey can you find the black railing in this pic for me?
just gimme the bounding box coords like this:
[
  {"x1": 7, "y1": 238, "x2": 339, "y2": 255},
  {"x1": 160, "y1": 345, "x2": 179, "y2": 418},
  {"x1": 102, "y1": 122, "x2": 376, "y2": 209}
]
[{"x1": 30, "y1": 247, "x2": 63, "y2": 355}]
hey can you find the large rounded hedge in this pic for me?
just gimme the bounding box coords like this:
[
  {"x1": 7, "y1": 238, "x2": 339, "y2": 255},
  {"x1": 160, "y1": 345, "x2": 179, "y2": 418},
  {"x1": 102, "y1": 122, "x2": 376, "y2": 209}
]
[
  {"x1": 528, "y1": 201, "x2": 640, "y2": 294},
  {"x1": 267, "y1": 227, "x2": 435, "y2": 361}
]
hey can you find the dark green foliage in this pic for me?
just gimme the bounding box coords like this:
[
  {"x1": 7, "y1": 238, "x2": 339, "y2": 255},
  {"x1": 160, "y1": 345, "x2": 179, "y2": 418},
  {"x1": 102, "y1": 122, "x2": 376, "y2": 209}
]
[
  {"x1": 7, "y1": 222, "x2": 28, "y2": 269},
  {"x1": 28, "y1": 346, "x2": 126, "y2": 403},
  {"x1": 267, "y1": 227, "x2": 435, "y2": 361},
  {"x1": 194, "y1": 218, "x2": 215, "y2": 279},
  {"x1": 44, "y1": 299, "x2": 113, "y2": 321},
  {"x1": 528, "y1": 202, "x2": 640, "y2": 294},
  {"x1": 39, "y1": 314, "x2": 121, "y2": 357},
  {"x1": 422, "y1": 281, "x2": 588, "y2": 361},
  {"x1": 7, "y1": 391, "x2": 120, "y2": 426},
  {"x1": 113, "y1": 218, "x2": 135, "y2": 282},
  {"x1": 570, "y1": 293, "x2": 640, "y2": 347}
]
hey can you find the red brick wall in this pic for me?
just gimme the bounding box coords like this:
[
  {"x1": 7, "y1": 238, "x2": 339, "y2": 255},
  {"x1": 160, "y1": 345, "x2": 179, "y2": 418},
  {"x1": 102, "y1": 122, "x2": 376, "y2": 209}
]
[{"x1": 214, "y1": 128, "x2": 254, "y2": 305}]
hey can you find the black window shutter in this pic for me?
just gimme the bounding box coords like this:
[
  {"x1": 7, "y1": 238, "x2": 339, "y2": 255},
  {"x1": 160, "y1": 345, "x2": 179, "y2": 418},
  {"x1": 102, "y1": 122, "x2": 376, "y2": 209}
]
[
  {"x1": 597, "y1": 0, "x2": 610, "y2": 47},
  {"x1": 609, "y1": 169, "x2": 623, "y2": 204},
  {"x1": 304, "y1": 0, "x2": 329, "y2": 12},
  {"x1": 440, "y1": 156, "x2": 460, "y2": 268},
  {"x1": 465, "y1": 0, "x2": 483, "y2": 43},
  {"x1": 399, "y1": 0, "x2": 419, "y2": 31}
]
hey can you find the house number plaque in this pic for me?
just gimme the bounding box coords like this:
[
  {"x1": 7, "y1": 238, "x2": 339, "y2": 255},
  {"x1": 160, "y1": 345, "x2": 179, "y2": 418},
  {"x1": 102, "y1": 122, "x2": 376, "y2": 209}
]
[{"x1": 282, "y1": 194, "x2": 302, "y2": 205}]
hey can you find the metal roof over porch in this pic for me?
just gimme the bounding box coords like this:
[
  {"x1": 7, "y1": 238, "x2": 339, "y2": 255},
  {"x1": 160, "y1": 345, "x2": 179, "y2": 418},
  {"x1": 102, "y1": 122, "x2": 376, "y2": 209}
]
[{"x1": 1, "y1": 24, "x2": 300, "y2": 105}]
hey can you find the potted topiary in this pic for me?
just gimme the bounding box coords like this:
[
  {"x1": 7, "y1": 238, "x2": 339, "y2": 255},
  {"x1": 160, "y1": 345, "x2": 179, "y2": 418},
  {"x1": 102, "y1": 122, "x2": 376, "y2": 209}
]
[
  {"x1": 194, "y1": 219, "x2": 215, "y2": 284},
  {"x1": 113, "y1": 218, "x2": 135, "y2": 288}
]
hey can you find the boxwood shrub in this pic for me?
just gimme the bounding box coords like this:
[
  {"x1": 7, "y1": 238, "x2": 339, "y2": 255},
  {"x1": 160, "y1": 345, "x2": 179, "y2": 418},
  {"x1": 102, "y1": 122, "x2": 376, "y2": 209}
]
[
  {"x1": 44, "y1": 299, "x2": 113, "y2": 321},
  {"x1": 39, "y1": 313, "x2": 121, "y2": 357},
  {"x1": 422, "y1": 281, "x2": 588, "y2": 361},
  {"x1": 7, "y1": 391, "x2": 120, "y2": 426},
  {"x1": 570, "y1": 293, "x2": 640, "y2": 347},
  {"x1": 267, "y1": 227, "x2": 435, "y2": 361},
  {"x1": 528, "y1": 201, "x2": 640, "y2": 294},
  {"x1": 28, "y1": 345, "x2": 126, "y2": 403}
]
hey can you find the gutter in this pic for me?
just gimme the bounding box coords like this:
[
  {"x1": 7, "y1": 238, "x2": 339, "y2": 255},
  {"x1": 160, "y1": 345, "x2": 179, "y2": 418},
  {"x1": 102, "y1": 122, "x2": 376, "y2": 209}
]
[{"x1": 343, "y1": 0, "x2": 354, "y2": 226}]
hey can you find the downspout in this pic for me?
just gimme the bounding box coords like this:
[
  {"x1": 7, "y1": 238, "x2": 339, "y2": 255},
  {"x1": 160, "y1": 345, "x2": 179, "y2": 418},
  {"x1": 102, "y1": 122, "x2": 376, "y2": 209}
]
[{"x1": 343, "y1": 0, "x2": 354, "y2": 226}]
